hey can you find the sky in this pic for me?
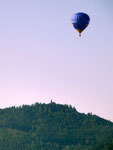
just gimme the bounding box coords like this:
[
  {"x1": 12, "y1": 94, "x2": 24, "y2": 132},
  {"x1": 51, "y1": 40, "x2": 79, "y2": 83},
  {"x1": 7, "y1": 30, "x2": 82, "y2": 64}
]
[{"x1": 0, "y1": 0, "x2": 113, "y2": 121}]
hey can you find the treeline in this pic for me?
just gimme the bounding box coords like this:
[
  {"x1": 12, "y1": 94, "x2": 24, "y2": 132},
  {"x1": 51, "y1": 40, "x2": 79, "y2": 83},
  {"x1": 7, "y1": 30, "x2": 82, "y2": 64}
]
[{"x1": 0, "y1": 102, "x2": 113, "y2": 150}]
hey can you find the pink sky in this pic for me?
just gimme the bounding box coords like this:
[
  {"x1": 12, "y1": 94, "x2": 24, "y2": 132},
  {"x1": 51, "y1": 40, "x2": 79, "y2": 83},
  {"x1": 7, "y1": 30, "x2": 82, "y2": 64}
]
[{"x1": 0, "y1": 0, "x2": 113, "y2": 121}]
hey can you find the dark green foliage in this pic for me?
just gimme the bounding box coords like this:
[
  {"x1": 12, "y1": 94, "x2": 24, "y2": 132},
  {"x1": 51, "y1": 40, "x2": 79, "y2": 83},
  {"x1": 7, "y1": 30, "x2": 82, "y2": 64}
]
[
  {"x1": 0, "y1": 102, "x2": 113, "y2": 150},
  {"x1": 92, "y1": 139, "x2": 113, "y2": 150}
]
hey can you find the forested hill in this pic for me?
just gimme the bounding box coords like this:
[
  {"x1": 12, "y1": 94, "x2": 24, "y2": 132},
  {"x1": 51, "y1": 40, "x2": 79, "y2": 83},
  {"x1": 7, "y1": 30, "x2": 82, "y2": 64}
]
[{"x1": 0, "y1": 102, "x2": 113, "y2": 150}]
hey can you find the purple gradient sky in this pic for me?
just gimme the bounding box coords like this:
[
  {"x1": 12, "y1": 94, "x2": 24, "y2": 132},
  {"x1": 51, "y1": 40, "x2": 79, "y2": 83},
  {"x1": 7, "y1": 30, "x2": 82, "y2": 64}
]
[{"x1": 0, "y1": 0, "x2": 113, "y2": 121}]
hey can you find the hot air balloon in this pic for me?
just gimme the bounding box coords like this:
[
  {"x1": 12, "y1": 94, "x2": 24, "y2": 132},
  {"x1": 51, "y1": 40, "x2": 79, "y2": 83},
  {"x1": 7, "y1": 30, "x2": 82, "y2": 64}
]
[{"x1": 71, "y1": 12, "x2": 90, "y2": 37}]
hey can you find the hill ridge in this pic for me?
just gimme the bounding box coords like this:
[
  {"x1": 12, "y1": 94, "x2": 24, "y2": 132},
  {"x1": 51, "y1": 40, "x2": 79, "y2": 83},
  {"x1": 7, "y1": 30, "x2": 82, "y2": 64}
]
[{"x1": 0, "y1": 102, "x2": 113, "y2": 150}]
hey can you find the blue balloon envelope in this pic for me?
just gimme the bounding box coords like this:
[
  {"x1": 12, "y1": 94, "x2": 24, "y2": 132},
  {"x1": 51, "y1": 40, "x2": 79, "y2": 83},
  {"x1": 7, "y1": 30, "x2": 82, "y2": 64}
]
[{"x1": 71, "y1": 12, "x2": 90, "y2": 36}]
